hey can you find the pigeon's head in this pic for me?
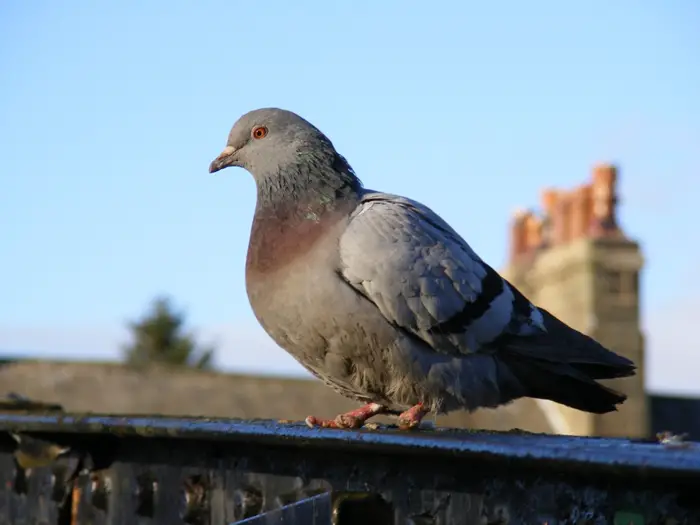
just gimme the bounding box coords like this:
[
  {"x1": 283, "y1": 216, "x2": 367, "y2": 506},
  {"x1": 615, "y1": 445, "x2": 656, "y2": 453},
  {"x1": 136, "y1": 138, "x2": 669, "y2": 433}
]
[{"x1": 209, "y1": 108, "x2": 337, "y2": 180}]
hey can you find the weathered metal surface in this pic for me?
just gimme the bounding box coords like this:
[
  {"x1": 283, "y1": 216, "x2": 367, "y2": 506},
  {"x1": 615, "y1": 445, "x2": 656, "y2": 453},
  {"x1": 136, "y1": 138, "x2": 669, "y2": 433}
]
[
  {"x1": 0, "y1": 412, "x2": 698, "y2": 477},
  {"x1": 0, "y1": 412, "x2": 697, "y2": 524}
]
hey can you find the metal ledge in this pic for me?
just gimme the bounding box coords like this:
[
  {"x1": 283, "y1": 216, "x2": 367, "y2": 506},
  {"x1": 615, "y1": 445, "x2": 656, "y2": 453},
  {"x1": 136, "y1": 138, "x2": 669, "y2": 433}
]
[{"x1": 0, "y1": 412, "x2": 698, "y2": 478}]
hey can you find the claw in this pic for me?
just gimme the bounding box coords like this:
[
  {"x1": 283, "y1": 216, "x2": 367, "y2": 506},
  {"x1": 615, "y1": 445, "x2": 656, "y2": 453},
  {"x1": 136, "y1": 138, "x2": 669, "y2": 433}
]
[
  {"x1": 397, "y1": 403, "x2": 429, "y2": 430},
  {"x1": 305, "y1": 415, "x2": 342, "y2": 428},
  {"x1": 305, "y1": 403, "x2": 387, "y2": 429}
]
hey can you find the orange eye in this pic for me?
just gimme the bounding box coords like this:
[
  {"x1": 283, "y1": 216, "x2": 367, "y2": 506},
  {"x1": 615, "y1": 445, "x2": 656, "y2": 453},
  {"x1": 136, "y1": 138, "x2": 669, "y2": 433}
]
[{"x1": 252, "y1": 126, "x2": 268, "y2": 139}]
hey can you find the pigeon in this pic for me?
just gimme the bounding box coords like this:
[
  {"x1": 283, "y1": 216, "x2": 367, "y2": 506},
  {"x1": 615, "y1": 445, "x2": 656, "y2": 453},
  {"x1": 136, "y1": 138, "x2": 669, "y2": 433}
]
[{"x1": 209, "y1": 108, "x2": 636, "y2": 430}]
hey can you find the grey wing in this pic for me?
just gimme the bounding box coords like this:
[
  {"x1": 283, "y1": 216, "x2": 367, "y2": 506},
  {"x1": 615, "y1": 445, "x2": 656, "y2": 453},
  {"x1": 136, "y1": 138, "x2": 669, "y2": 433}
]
[{"x1": 338, "y1": 191, "x2": 547, "y2": 355}]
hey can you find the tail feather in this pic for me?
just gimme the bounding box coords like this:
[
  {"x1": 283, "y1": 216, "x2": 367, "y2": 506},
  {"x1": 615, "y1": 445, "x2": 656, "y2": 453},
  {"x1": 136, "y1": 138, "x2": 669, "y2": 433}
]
[
  {"x1": 501, "y1": 352, "x2": 628, "y2": 414},
  {"x1": 507, "y1": 308, "x2": 636, "y2": 375},
  {"x1": 569, "y1": 360, "x2": 635, "y2": 380},
  {"x1": 496, "y1": 308, "x2": 636, "y2": 414}
]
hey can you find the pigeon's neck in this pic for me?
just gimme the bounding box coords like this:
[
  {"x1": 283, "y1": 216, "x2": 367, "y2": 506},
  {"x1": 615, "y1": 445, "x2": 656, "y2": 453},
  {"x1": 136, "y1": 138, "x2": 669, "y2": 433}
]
[
  {"x1": 247, "y1": 155, "x2": 361, "y2": 276},
  {"x1": 254, "y1": 154, "x2": 362, "y2": 217}
]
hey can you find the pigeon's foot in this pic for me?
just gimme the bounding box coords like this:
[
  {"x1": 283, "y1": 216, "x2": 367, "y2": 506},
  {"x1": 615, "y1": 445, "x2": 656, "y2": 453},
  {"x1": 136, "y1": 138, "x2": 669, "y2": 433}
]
[
  {"x1": 397, "y1": 403, "x2": 429, "y2": 430},
  {"x1": 305, "y1": 403, "x2": 387, "y2": 429}
]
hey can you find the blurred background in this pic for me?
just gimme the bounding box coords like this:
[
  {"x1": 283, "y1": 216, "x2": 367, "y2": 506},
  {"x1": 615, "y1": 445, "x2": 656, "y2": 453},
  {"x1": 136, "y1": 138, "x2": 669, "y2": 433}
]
[{"x1": 1, "y1": 1, "x2": 698, "y2": 439}]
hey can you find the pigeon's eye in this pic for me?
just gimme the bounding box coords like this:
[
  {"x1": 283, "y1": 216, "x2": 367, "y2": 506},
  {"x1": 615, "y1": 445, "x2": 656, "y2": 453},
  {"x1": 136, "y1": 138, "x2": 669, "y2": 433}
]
[{"x1": 252, "y1": 126, "x2": 268, "y2": 140}]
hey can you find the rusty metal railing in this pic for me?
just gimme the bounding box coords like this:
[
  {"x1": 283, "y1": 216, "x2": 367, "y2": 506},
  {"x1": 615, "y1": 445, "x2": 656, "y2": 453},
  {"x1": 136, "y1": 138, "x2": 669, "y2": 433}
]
[{"x1": 0, "y1": 412, "x2": 698, "y2": 524}]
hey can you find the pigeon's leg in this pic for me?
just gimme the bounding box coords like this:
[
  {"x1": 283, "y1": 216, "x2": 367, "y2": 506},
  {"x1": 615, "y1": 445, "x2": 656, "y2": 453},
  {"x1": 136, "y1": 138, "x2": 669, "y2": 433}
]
[
  {"x1": 397, "y1": 403, "x2": 429, "y2": 430},
  {"x1": 305, "y1": 403, "x2": 388, "y2": 429}
]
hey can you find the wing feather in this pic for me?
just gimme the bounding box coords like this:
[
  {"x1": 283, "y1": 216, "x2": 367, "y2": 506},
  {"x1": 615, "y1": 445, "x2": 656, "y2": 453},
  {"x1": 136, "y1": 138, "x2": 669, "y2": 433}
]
[{"x1": 338, "y1": 191, "x2": 545, "y2": 355}]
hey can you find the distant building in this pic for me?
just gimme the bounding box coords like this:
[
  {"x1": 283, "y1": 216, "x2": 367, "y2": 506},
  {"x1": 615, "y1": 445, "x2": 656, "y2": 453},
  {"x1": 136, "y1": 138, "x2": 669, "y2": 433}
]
[{"x1": 500, "y1": 163, "x2": 646, "y2": 437}]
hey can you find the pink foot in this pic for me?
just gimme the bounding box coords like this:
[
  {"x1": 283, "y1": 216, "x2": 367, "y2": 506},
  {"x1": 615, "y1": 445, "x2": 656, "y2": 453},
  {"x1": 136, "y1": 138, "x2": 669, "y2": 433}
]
[
  {"x1": 305, "y1": 403, "x2": 386, "y2": 429},
  {"x1": 397, "y1": 403, "x2": 429, "y2": 430}
]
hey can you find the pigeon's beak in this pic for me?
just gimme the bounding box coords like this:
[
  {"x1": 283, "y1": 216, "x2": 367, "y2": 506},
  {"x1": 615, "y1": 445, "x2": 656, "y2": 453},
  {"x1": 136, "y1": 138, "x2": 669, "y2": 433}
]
[{"x1": 209, "y1": 146, "x2": 238, "y2": 173}]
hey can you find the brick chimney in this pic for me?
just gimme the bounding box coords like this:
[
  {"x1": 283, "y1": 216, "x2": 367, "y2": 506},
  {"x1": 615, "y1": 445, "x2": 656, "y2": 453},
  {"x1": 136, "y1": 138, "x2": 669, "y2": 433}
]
[
  {"x1": 551, "y1": 191, "x2": 572, "y2": 246},
  {"x1": 540, "y1": 189, "x2": 558, "y2": 247},
  {"x1": 570, "y1": 184, "x2": 593, "y2": 240},
  {"x1": 509, "y1": 209, "x2": 528, "y2": 262},
  {"x1": 509, "y1": 162, "x2": 624, "y2": 263},
  {"x1": 590, "y1": 164, "x2": 619, "y2": 237},
  {"x1": 524, "y1": 213, "x2": 543, "y2": 251}
]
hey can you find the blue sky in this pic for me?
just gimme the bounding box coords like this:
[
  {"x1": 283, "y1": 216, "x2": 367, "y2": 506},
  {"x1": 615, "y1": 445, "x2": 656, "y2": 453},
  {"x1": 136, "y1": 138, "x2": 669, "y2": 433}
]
[{"x1": 1, "y1": 2, "x2": 698, "y2": 394}]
